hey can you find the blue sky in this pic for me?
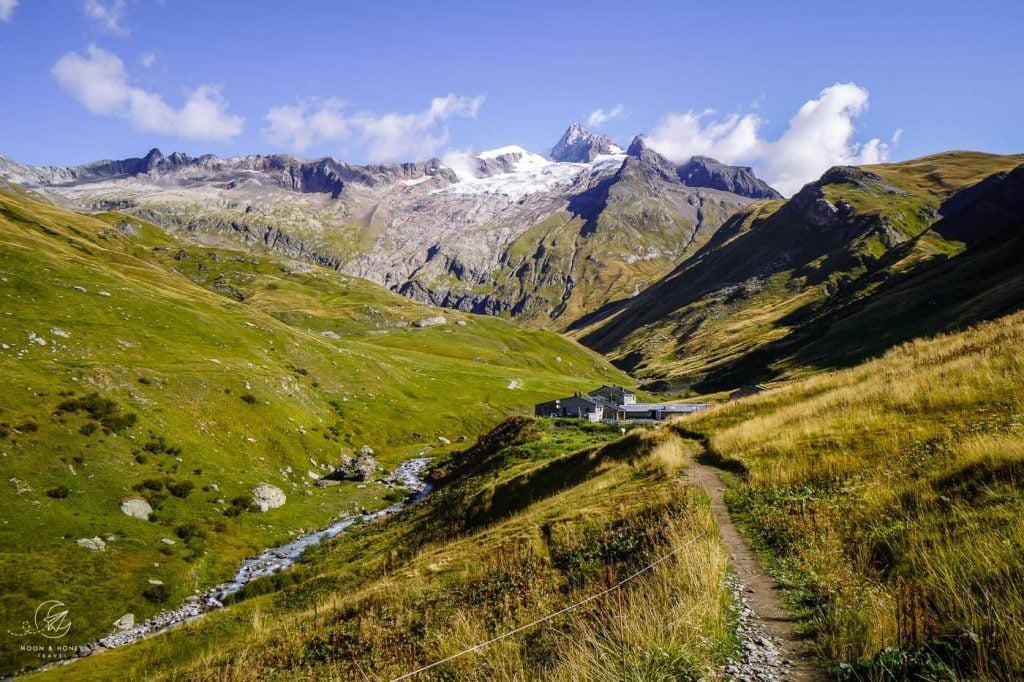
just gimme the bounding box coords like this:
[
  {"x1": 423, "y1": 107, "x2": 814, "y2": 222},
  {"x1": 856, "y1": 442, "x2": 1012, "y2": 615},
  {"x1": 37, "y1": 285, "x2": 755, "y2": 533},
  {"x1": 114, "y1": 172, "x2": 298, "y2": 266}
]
[{"x1": 0, "y1": 0, "x2": 1021, "y2": 192}]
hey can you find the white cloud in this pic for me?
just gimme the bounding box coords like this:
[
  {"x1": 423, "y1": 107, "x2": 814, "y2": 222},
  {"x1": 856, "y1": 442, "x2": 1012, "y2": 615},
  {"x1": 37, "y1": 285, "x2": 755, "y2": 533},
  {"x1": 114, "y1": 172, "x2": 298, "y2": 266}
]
[
  {"x1": 264, "y1": 98, "x2": 351, "y2": 152},
  {"x1": 84, "y1": 0, "x2": 129, "y2": 35},
  {"x1": 0, "y1": 0, "x2": 18, "y2": 22},
  {"x1": 263, "y1": 93, "x2": 486, "y2": 161},
  {"x1": 891, "y1": 128, "x2": 903, "y2": 145},
  {"x1": 586, "y1": 104, "x2": 627, "y2": 128},
  {"x1": 140, "y1": 51, "x2": 158, "y2": 69},
  {"x1": 646, "y1": 83, "x2": 894, "y2": 196},
  {"x1": 52, "y1": 45, "x2": 245, "y2": 142}
]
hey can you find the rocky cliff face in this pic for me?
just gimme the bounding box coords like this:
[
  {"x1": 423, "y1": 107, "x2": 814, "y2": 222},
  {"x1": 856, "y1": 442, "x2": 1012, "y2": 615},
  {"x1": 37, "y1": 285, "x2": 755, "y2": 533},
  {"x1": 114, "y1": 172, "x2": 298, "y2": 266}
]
[
  {"x1": 550, "y1": 123, "x2": 622, "y2": 162},
  {"x1": 0, "y1": 130, "x2": 773, "y2": 329},
  {"x1": 677, "y1": 156, "x2": 782, "y2": 199}
]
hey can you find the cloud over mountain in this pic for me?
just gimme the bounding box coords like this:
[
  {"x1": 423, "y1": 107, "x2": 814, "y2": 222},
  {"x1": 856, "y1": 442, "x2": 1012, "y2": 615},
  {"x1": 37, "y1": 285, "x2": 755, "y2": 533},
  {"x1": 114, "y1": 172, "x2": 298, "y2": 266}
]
[
  {"x1": 263, "y1": 94, "x2": 485, "y2": 162},
  {"x1": 52, "y1": 45, "x2": 244, "y2": 142},
  {"x1": 586, "y1": 104, "x2": 627, "y2": 128},
  {"x1": 646, "y1": 83, "x2": 894, "y2": 195}
]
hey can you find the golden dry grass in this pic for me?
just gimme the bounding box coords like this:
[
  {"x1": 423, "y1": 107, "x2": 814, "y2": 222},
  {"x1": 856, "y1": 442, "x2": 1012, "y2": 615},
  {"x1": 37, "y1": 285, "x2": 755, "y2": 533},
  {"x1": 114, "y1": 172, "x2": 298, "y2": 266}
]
[{"x1": 677, "y1": 310, "x2": 1024, "y2": 679}]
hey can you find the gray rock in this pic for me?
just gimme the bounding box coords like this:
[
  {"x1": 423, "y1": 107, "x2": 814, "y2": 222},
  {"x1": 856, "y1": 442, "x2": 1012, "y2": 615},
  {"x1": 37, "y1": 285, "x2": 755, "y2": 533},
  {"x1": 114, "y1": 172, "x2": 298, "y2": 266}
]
[
  {"x1": 9, "y1": 477, "x2": 32, "y2": 494},
  {"x1": 414, "y1": 315, "x2": 447, "y2": 328},
  {"x1": 112, "y1": 613, "x2": 134, "y2": 630},
  {"x1": 323, "y1": 447, "x2": 379, "y2": 483},
  {"x1": 77, "y1": 537, "x2": 106, "y2": 551},
  {"x1": 120, "y1": 497, "x2": 153, "y2": 520},
  {"x1": 252, "y1": 483, "x2": 287, "y2": 512}
]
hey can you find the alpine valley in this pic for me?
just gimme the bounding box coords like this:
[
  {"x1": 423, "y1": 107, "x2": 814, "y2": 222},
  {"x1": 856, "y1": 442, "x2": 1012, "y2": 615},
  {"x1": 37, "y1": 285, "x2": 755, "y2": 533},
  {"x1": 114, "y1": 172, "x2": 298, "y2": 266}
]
[{"x1": 4, "y1": 118, "x2": 1024, "y2": 682}]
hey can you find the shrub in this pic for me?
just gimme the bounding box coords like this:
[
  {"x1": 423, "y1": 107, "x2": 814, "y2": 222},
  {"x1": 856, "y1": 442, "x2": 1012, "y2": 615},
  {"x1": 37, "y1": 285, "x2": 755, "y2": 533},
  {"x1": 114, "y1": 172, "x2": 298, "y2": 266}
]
[
  {"x1": 175, "y1": 522, "x2": 206, "y2": 543},
  {"x1": 137, "y1": 377, "x2": 152, "y2": 385},
  {"x1": 56, "y1": 392, "x2": 137, "y2": 433},
  {"x1": 16, "y1": 421, "x2": 39, "y2": 433},
  {"x1": 167, "y1": 479, "x2": 195, "y2": 499},
  {"x1": 226, "y1": 493, "x2": 257, "y2": 516},
  {"x1": 240, "y1": 393, "x2": 258, "y2": 405},
  {"x1": 79, "y1": 422, "x2": 98, "y2": 436},
  {"x1": 142, "y1": 584, "x2": 171, "y2": 603},
  {"x1": 102, "y1": 412, "x2": 137, "y2": 433},
  {"x1": 46, "y1": 485, "x2": 70, "y2": 499},
  {"x1": 143, "y1": 435, "x2": 181, "y2": 456}
]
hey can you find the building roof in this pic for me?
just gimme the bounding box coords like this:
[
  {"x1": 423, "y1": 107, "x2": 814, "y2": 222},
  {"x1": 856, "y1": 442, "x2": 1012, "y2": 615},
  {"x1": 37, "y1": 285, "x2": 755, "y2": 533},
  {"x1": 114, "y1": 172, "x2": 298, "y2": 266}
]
[
  {"x1": 624, "y1": 403, "x2": 710, "y2": 413},
  {"x1": 589, "y1": 385, "x2": 636, "y2": 397}
]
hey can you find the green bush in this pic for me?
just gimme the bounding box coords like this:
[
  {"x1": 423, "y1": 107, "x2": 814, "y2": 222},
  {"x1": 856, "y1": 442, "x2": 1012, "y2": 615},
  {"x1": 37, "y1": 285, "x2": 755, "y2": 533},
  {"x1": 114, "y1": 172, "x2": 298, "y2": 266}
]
[
  {"x1": 167, "y1": 479, "x2": 195, "y2": 499},
  {"x1": 142, "y1": 584, "x2": 171, "y2": 603},
  {"x1": 56, "y1": 392, "x2": 137, "y2": 433},
  {"x1": 45, "y1": 485, "x2": 70, "y2": 499}
]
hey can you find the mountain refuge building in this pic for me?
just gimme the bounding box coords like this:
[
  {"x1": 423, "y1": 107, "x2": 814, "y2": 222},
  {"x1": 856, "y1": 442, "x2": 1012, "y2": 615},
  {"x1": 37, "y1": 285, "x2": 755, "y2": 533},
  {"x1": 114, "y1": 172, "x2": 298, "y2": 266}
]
[{"x1": 535, "y1": 385, "x2": 710, "y2": 422}]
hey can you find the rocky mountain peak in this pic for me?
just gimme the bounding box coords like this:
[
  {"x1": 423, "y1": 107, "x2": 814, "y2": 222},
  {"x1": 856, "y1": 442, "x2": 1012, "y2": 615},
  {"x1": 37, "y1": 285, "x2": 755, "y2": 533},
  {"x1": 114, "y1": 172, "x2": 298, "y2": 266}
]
[
  {"x1": 625, "y1": 135, "x2": 649, "y2": 157},
  {"x1": 677, "y1": 156, "x2": 782, "y2": 200},
  {"x1": 550, "y1": 123, "x2": 619, "y2": 162},
  {"x1": 142, "y1": 148, "x2": 165, "y2": 171}
]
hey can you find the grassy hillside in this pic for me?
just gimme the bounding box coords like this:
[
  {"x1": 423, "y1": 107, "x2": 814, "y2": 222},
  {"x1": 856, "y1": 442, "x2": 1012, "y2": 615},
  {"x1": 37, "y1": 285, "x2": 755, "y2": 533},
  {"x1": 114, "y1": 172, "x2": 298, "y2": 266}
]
[
  {"x1": 0, "y1": 185, "x2": 628, "y2": 675},
  {"x1": 675, "y1": 310, "x2": 1024, "y2": 679},
  {"x1": 30, "y1": 419, "x2": 732, "y2": 681},
  {"x1": 574, "y1": 152, "x2": 1024, "y2": 391}
]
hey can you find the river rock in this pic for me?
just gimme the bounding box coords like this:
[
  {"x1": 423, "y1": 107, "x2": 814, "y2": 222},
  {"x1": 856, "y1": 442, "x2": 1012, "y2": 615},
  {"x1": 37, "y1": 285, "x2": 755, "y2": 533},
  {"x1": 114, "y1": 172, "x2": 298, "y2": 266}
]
[
  {"x1": 112, "y1": 613, "x2": 134, "y2": 630},
  {"x1": 252, "y1": 483, "x2": 287, "y2": 512},
  {"x1": 77, "y1": 537, "x2": 106, "y2": 551},
  {"x1": 120, "y1": 497, "x2": 152, "y2": 521},
  {"x1": 322, "y1": 447, "x2": 379, "y2": 483}
]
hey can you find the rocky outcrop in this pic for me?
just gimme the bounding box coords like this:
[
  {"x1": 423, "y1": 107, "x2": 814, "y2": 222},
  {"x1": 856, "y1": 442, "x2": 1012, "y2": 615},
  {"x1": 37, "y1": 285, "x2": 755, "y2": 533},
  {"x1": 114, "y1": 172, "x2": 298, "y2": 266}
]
[
  {"x1": 677, "y1": 156, "x2": 783, "y2": 199},
  {"x1": 413, "y1": 314, "x2": 447, "y2": 328},
  {"x1": 321, "y1": 446, "x2": 380, "y2": 483},
  {"x1": 251, "y1": 483, "x2": 286, "y2": 512},
  {"x1": 77, "y1": 537, "x2": 106, "y2": 551}
]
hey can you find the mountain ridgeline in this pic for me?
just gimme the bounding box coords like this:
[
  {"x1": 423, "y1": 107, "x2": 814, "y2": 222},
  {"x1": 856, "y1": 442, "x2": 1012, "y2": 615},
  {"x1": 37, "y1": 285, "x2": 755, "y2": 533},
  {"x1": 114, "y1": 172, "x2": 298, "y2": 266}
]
[
  {"x1": 3, "y1": 133, "x2": 1023, "y2": 394},
  {"x1": 0, "y1": 124, "x2": 777, "y2": 332}
]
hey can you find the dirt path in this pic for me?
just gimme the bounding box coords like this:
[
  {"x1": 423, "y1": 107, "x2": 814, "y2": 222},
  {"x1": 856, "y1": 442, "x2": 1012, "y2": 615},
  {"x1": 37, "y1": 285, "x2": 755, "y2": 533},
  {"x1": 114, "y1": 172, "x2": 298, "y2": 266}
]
[{"x1": 688, "y1": 461, "x2": 828, "y2": 681}]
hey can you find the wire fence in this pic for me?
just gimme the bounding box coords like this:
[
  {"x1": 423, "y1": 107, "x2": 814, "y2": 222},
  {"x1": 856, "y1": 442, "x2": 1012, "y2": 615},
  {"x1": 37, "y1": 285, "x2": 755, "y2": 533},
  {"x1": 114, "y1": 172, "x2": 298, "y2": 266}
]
[{"x1": 387, "y1": 529, "x2": 708, "y2": 681}]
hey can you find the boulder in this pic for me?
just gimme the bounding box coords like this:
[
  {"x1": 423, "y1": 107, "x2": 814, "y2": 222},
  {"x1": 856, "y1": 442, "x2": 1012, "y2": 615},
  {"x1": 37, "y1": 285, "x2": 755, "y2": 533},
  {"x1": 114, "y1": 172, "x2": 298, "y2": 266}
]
[
  {"x1": 252, "y1": 483, "x2": 287, "y2": 512},
  {"x1": 112, "y1": 613, "x2": 134, "y2": 630},
  {"x1": 322, "y1": 447, "x2": 379, "y2": 483},
  {"x1": 120, "y1": 497, "x2": 153, "y2": 521},
  {"x1": 437, "y1": 436, "x2": 451, "y2": 445},
  {"x1": 77, "y1": 537, "x2": 106, "y2": 551}
]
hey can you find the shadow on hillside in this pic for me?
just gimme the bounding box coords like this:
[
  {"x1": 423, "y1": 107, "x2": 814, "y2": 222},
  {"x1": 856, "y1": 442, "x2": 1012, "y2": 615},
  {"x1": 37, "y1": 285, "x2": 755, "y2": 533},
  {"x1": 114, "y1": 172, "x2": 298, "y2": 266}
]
[
  {"x1": 462, "y1": 432, "x2": 654, "y2": 530},
  {"x1": 690, "y1": 222, "x2": 1024, "y2": 392}
]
